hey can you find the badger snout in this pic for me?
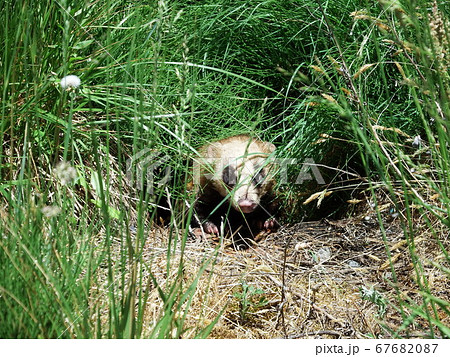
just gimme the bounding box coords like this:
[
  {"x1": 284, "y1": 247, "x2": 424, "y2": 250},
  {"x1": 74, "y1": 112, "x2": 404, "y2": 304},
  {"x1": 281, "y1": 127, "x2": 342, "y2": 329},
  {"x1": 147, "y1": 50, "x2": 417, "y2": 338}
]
[{"x1": 237, "y1": 199, "x2": 258, "y2": 213}]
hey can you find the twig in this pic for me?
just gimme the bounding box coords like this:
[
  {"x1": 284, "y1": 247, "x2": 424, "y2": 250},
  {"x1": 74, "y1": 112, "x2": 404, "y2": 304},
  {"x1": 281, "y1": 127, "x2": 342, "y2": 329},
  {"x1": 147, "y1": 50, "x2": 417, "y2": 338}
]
[{"x1": 288, "y1": 330, "x2": 342, "y2": 338}]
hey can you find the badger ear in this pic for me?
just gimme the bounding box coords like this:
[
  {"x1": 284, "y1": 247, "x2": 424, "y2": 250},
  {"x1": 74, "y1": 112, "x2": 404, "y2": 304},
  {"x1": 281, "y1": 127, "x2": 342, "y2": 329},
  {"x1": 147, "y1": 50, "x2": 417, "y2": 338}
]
[
  {"x1": 263, "y1": 141, "x2": 276, "y2": 153},
  {"x1": 205, "y1": 142, "x2": 222, "y2": 157}
]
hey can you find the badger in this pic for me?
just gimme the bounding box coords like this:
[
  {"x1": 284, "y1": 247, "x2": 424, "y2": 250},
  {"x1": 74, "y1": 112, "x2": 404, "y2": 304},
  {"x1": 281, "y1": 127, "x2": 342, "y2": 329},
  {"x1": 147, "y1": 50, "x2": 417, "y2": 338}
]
[{"x1": 192, "y1": 135, "x2": 278, "y2": 237}]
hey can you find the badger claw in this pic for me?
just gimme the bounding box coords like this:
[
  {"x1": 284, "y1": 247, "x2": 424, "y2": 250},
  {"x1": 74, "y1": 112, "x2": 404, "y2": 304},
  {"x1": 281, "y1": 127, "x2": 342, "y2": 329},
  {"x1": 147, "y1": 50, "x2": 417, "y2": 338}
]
[
  {"x1": 203, "y1": 221, "x2": 219, "y2": 235},
  {"x1": 264, "y1": 218, "x2": 278, "y2": 230}
]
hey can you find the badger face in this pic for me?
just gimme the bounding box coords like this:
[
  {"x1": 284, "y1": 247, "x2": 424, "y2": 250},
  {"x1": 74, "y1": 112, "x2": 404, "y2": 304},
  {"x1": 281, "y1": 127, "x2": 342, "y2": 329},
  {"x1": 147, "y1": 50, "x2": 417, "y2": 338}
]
[
  {"x1": 217, "y1": 156, "x2": 274, "y2": 214},
  {"x1": 195, "y1": 135, "x2": 276, "y2": 217}
]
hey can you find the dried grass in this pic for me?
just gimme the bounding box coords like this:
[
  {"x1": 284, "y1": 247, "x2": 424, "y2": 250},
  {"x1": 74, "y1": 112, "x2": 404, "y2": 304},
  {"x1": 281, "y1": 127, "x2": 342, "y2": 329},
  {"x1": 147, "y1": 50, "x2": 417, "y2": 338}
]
[{"x1": 91, "y1": 189, "x2": 449, "y2": 338}]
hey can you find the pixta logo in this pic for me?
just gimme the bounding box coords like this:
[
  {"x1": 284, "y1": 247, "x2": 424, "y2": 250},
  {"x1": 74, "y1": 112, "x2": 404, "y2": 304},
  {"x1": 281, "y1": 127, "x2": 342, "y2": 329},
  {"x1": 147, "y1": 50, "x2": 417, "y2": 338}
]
[
  {"x1": 126, "y1": 149, "x2": 172, "y2": 194},
  {"x1": 277, "y1": 158, "x2": 325, "y2": 185}
]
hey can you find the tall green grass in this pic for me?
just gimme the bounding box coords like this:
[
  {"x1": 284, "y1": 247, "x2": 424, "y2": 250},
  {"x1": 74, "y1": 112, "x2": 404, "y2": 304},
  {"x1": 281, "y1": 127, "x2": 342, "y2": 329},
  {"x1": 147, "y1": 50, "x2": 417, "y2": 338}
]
[
  {"x1": 0, "y1": 0, "x2": 223, "y2": 338},
  {"x1": 1, "y1": 0, "x2": 448, "y2": 338},
  {"x1": 309, "y1": 0, "x2": 449, "y2": 337}
]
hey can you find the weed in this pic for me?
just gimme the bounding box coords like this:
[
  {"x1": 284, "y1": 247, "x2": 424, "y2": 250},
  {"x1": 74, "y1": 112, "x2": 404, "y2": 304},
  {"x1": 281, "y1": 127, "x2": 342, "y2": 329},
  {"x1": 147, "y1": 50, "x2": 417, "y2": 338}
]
[{"x1": 234, "y1": 281, "x2": 268, "y2": 323}]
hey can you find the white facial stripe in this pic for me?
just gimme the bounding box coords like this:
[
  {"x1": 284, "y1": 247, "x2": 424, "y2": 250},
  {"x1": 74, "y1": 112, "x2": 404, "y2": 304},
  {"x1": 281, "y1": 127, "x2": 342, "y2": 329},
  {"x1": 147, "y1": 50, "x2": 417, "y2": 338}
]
[{"x1": 210, "y1": 153, "x2": 274, "y2": 212}]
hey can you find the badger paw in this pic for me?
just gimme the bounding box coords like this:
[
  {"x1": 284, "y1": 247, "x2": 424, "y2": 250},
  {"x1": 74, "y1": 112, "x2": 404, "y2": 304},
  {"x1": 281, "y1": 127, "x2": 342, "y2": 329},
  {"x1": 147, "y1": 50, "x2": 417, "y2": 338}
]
[
  {"x1": 203, "y1": 221, "x2": 219, "y2": 235},
  {"x1": 263, "y1": 217, "x2": 279, "y2": 231},
  {"x1": 252, "y1": 217, "x2": 279, "y2": 232}
]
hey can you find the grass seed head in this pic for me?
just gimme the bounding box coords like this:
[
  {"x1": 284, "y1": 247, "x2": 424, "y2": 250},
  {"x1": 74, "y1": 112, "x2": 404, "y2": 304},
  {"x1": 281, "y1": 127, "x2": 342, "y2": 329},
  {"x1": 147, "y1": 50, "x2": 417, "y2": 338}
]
[
  {"x1": 60, "y1": 75, "x2": 81, "y2": 90},
  {"x1": 54, "y1": 161, "x2": 78, "y2": 185}
]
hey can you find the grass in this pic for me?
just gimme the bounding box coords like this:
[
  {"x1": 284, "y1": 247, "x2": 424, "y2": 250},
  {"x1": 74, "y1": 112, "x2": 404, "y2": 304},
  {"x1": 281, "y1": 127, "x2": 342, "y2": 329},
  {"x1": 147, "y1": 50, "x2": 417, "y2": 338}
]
[{"x1": 0, "y1": 0, "x2": 449, "y2": 338}]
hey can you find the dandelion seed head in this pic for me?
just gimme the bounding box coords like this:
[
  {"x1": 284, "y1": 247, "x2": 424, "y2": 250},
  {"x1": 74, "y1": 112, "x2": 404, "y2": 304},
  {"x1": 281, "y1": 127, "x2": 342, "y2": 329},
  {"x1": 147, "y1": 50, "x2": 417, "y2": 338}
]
[
  {"x1": 55, "y1": 161, "x2": 78, "y2": 185},
  {"x1": 41, "y1": 205, "x2": 62, "y2": 218},
  {"x1": 60, "y1": 75, "x2": 81, "y2": 90}
]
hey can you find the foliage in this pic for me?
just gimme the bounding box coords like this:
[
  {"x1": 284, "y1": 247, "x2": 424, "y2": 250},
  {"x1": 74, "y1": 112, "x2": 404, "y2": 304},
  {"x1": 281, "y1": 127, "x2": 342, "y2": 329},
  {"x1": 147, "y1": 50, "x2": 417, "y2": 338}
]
[
  {"x1": 0, "y1": 0, "x2": 448, "y2": 338},
  {"x1": 233, "y1": 281, "x2": 268, "y2": 323}
]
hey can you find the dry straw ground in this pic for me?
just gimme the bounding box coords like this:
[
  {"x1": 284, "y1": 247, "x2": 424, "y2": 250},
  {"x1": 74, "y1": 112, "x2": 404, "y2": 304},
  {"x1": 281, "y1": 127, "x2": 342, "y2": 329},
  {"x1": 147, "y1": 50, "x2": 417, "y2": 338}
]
[{"x1": 93, "y1": 190, "x2": 449, "y2": 339}]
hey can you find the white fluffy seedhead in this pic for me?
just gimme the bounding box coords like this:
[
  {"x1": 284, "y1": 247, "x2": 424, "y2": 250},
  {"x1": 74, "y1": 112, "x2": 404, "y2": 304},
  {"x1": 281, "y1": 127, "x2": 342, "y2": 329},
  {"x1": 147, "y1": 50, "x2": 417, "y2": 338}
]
[{"x1": 60, "y1": 75, "x2": 81, "y2": 90}]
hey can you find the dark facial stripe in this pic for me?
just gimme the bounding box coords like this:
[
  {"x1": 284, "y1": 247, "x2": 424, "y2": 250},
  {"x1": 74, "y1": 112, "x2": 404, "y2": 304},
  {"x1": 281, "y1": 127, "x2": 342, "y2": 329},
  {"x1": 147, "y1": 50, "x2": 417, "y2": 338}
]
[
  {"x1": 222, "y1": 165, "x2": 237, "y2": 188},
  {"x1": 252, "y1": 163, "x2": 266, "y2": 187}
]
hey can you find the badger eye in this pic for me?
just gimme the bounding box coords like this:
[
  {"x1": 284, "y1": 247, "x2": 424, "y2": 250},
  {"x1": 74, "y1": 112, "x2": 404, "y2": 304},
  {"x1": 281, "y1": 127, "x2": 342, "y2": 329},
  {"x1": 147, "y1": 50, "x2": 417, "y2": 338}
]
[
  {"x1": 222, "y1": 165, "x2": 236, "y2": 188},
  {"x1": 252, "y1": 170, "x2": 266, "y2": 187}
]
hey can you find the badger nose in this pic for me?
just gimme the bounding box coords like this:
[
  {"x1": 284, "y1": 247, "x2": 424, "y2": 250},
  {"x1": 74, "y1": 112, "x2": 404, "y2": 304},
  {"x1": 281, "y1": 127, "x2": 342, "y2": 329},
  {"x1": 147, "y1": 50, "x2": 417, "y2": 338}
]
[{"x1": 238, "y1": 199, "x2": 258, "y2": 213}]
